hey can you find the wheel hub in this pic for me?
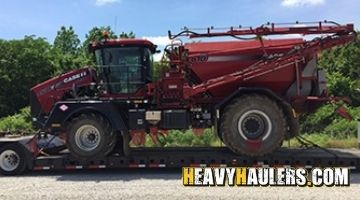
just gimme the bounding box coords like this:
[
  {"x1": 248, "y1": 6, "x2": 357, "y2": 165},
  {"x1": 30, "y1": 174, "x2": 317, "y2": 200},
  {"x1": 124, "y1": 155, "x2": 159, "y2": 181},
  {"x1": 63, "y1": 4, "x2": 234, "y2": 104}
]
[
  {"x1": 75, "y1": 125, "x2": 101, "y2": 151},
  {"x1": 237, "y1": 110, "x2": 272, "y2": 140}
]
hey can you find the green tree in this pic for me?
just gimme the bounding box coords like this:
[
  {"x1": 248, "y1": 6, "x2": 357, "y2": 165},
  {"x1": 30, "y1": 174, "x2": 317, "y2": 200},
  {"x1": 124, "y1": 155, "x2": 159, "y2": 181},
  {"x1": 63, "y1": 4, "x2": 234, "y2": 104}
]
[
  {"x1": 52, "y1": 26, "x2": 86, "y2": 74},
  {"x1": 119, "y1": 31, "x2": 135, "y2": 39},
  {"x1": 318, "y1": 32, "x2": 360, "y2": 106},
  {"x1": 0, "y1": 36, "x2": 56, "y2": 117},
  {"x1": 53, "y1": 26, "x2": 80, "y2": 55},
  {"x1": 300, "y1": 31, "x2": 360, "y2": 136}
]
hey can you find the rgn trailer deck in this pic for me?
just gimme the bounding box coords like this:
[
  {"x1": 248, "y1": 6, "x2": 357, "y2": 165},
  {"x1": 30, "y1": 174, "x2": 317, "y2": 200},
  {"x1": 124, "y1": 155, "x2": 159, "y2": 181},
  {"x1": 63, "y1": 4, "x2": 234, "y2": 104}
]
[{"x1": 0, "y1": 135, "x2": 359, "y2": 175}]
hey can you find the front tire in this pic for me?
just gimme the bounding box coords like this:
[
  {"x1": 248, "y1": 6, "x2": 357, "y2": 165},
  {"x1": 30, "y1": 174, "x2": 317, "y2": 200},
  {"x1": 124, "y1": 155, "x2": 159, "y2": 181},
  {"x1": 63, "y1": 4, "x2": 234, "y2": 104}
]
[
  {"x1": 67, "y1": 114, "x2": 116, "y2": 158},
  {"x1": 220, "y1": 94, "x2": 286, "y2": 156}
]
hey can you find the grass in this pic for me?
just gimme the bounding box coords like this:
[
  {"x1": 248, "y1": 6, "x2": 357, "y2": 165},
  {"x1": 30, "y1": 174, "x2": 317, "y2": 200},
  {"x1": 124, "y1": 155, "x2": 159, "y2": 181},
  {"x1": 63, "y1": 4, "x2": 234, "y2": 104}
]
[
  {"x1": 282, "y1": 133, "x2": 358, "y2": 148},
  {"x1": 142, "y1": 129, "x2": 224, "y2": 147},
  {"x1": 138, "y1": 130, "x2": 359, "y2": 149}
]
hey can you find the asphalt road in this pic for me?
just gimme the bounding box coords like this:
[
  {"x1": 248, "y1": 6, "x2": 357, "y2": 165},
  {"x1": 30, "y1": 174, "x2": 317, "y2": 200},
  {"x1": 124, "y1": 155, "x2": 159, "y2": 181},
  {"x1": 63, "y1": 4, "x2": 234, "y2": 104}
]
[{"x1": 0, "y1": 169, "x2": 359, "y2": 200}]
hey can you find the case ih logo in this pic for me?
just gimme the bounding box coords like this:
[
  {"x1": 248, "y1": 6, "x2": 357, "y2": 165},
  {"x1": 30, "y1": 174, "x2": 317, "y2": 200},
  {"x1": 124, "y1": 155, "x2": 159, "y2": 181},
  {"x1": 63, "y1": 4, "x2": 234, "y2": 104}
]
[
  {"x1": 63, "y1": 71, "x2": 87, "y2": 83},
  {"x1": 59, "y1": 104, "x2": 68, "y2": 111}
]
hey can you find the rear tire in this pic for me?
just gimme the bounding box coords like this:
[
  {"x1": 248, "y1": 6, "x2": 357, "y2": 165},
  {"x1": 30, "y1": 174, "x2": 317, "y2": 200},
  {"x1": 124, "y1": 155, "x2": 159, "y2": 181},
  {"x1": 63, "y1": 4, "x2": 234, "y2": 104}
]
[
  {"x1": 67, "y1": 114, "x2": 116, "y2": 158},
  {"x1": 0, "y1": 143, "x2": 27, "y2": 175},
  {"x1": 220, "y1": 94, "x2": 286, "y2": 156}
]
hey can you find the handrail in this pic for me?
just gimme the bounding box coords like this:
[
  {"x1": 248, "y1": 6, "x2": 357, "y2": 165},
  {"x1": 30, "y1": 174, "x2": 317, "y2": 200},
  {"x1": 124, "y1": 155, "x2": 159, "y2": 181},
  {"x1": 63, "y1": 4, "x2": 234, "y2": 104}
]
[{"x1": 168, "y1": 21, "x2": 355, "y2": 40}]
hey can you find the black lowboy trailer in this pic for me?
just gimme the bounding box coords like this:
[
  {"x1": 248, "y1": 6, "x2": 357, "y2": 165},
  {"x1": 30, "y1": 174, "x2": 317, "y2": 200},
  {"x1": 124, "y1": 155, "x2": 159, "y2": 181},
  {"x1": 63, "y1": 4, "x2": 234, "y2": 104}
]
[{"x1": 0, "y1": 135, "x2": 359, "y2": 175}]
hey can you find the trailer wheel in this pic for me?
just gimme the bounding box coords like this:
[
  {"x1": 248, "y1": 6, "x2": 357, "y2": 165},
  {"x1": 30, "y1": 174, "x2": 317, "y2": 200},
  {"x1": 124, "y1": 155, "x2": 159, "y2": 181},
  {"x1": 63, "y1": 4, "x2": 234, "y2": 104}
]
[
  {"x1": 220, "y1": 94, "x2": 286, "y2": 156},
  {"x1": 0, "y1": 143, "x2": 27, "y2": 175},
  {"x1": 67, "y1": 114, "x2": 116, "y2": 158}
]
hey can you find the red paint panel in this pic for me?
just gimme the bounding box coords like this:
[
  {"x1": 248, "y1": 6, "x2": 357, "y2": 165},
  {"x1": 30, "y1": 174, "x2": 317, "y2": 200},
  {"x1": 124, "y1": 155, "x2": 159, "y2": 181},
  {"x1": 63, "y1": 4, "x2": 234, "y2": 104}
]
[{"x1": 184, "y1": 39, "x2": 303, "y2": 98}]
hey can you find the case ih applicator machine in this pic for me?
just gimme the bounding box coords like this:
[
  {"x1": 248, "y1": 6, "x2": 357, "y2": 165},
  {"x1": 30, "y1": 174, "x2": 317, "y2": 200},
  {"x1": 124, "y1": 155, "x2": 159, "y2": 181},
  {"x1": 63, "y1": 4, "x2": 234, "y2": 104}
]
[{"x1": 0, "y1": 21, "x2": 359, "y2": 175}]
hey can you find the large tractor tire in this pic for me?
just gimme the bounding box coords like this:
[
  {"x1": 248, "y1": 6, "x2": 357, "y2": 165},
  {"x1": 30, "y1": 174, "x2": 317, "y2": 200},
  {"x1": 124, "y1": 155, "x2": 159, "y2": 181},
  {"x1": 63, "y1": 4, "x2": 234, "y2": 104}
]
[
  {"x1": 220, "y1": 94, "x2": 287, "y2": 156},
  {"x1": 66, "y1": 113, "x2": 117, "y2": 158}
]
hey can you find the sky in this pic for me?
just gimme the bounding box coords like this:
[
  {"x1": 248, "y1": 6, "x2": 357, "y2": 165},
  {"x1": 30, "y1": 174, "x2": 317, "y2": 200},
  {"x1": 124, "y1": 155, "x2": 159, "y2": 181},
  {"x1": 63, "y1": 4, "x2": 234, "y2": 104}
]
[{"x1": 0, "y1": 0, "x2": 359, "y2": 59}]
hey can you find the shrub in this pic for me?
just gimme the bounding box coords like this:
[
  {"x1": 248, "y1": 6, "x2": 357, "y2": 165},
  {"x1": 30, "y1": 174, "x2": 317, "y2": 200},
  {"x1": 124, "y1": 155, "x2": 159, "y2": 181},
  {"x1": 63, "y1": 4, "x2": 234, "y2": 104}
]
[
  {"x1": 0, "y1": 107, "x2": 34, "y2": 133},
  {"x1": 155, "y1": 128, "x2": 220, "y2": 147},
  {"x1": 300, "y1": 104, "x2": 360, "y2": 138}
]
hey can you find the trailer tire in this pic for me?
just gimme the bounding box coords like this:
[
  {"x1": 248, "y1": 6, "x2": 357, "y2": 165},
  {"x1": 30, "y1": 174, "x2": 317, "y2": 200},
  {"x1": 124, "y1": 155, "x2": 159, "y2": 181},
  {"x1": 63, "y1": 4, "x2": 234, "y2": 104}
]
[
  {"x1": 67, "y1": 113, "x2": 116, "y2": 158},
  {"x1": 220, "y1": 94, "x2": 286, "y2": 156},
  {"x1": 0, "y1": 143, "x2": 27, "y2": 175}
]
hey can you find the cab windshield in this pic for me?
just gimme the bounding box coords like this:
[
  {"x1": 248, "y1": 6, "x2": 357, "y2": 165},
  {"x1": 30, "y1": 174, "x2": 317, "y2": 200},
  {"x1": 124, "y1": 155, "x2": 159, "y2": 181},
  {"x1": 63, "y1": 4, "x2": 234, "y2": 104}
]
[{"x1": 95, "y1": 47, "x2": 152, "y2": 94}]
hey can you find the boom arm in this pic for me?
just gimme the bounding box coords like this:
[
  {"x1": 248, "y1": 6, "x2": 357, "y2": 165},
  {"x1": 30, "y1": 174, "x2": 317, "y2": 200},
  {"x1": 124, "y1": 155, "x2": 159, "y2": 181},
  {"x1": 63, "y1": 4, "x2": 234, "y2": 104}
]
[{"x1": 169, "y1": 21, "x2": 354, "y2": 39}]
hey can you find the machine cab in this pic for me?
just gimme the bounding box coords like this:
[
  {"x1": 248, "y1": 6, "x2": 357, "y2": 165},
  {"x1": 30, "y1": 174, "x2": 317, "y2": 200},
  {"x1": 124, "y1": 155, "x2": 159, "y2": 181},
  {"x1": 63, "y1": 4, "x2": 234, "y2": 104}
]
[{"x1": 90, "y1": 39, "x2": 157, "y2": 96}]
